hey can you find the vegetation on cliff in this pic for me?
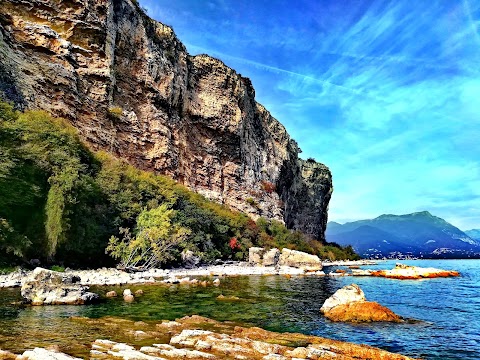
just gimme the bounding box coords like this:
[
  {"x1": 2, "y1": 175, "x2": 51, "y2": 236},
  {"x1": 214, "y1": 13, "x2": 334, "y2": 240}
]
[{"x1": 0, "y1": 101, "x2": 358, "y2": 267}]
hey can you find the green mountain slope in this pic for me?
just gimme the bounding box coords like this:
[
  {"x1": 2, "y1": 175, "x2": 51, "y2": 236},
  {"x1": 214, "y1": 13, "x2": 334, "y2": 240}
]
[{"x1": 0, "y1": 101, "x2": 357, "y2": 267}]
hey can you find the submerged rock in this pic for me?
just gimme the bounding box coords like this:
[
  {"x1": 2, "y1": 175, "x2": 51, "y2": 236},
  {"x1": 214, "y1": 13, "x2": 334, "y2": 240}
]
[
  {"x1": 20, "y1": 268, "x2": 99, "y2": 305},
  {"x1": 2, "y1": 314, "x2": 417, "y2": 359},
  {"x1": 321, "y1": 284, "x2": 402, "y2": 323}
]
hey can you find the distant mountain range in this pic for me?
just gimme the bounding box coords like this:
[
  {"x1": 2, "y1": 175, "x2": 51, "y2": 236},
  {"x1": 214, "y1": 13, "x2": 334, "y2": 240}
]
[
  {"x1": 465, "y1": 229, "x2": 480, "y2": 241},
  {"x1": 327, "y1": 211, "x2": 480, "y2": 259}
]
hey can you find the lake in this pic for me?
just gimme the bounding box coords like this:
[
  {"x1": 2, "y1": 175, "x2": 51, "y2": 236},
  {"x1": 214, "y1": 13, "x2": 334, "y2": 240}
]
[{"x1": 0, "y1": 259, "x2": 479, "y2": 359}]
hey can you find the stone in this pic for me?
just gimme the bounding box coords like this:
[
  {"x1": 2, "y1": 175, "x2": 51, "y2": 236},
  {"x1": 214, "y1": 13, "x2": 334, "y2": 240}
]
[
  {"x1": 91, "y1": 340, "x2": 161, "y2": 360},
  {"x1": 135, "y1": 289, "x2": 144, "y2": 296},
  {"x1": 142, "y1": 345, "x2": 215, "y2": 359},
  {"x1": 213, "y1": 278, "x2": 220, "y2": 285},
  {"x1": 320, "y1": 284, "x2": 365, "y2": 314},
  {"x1": 123, "y1": 289, "x2": 132, "y2": 296},
  {"x1": 0, "y1": 349, "x2": 17, "y2": 359},
  {"x1": 124, "y1": 294, "x2": 135, "y2": 302},
  {"x1": 0, "y1": 0, "x2": 332, "y2": 240},
  {"x1": 370, "y1": 263, "x2": 460, "y2": 280},
  {"x1": 20, "y1": 268, "x2": 99, "y2": 305},
  {"x1": 249, "y1": 247, "x2": 265, "y2": 265},
  {"x1": 181, "y1": 250, "x2": 201, "y2": 268},
  {"x1": 71, "y1": 315, "x2": 418, "y2": 360},
  {"x1": 262, "y1": 248, "x2": 280, "y2": 266},
  {"x1": 278, "y1": 249, "x2": 322, "y2": 269},
  {"x1": 106, "y1": 291, "x2": 117, "y2": 297},
  {"x1": 324, "y1": 301, "x2": 402, "y2": 322},
  {"x1": 21, "y1": 348, "x2": 81, "y2": 359},
  {"x1": 320, "y1": 284, "x2": 402, "y2": 323}
]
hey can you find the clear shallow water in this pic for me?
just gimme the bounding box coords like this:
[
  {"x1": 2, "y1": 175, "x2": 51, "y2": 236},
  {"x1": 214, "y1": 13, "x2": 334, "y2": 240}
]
[{"x1": 0, "y1": 259, "x2": 479, "y2": 359}]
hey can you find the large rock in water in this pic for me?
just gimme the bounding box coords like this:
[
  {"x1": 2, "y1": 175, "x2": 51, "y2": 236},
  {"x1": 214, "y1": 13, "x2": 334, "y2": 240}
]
[
  {"x1": 320, "y1": 284, "x2": 365, "y2": 313},
  {"x1": 370, "y1": 263, "x2": 460, "y2": 280},
  {"x1": 0, "y1": 0, "x2": 332, "y2": 241},
  {"x1": 320, "y1": 284, "x2": 402, "y2": 323},
  {"x1": 21, "y1": 268, "x2": 99, "y2": 305}
]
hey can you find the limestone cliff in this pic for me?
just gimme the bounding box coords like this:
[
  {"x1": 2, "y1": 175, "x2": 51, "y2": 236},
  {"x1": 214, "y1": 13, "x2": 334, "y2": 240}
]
[{"x1": 0, "y1": 0, "x2": 332, "y2": 240}]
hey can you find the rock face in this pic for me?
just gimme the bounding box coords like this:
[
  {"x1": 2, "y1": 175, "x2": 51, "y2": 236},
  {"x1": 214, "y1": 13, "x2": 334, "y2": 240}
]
[
  {"x1": 248, "y1": 247, "x2": 266, "y2": 265},
  {"x1": 320, "y1": 284, "x2": 402, "y2": 322},
  {"x1": 21, "y1": 267, "x2": 99, "y2": 305},
  {"x1": 278, "y1": 248, "x2": 322, "y2": 269},
  {"x1": 0, "y1": 0, "x2": 332, "y2": 240},
  {"x1": 262, "y1": 248, "x2": 281, "y2": 266},
  {"x1": 248, "y1": 247, "x2": 322, "y2": 269}
]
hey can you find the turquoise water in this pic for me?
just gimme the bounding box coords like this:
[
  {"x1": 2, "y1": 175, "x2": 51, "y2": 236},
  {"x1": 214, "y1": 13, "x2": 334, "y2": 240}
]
[{"x1": 0, "y1": 259, "x2": 479, "y2": 359}]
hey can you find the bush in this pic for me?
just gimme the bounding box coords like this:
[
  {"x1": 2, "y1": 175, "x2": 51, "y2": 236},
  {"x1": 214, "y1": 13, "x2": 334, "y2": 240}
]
[
  {"x1": 106, "y1": 204, "x2": 190, "y2": 269},
  {"x1": 50, "y1": 265, "x2": 65, "y2": 272},
  {"x1": 108, "y1": 107, "x2": 123, "y2": 119},
  {"x1": 246, "y1": 197, "x2": 257, "y2": 207}
]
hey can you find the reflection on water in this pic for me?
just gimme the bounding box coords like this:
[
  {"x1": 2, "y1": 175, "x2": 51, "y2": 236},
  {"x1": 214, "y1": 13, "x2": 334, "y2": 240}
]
[{"x1": 1, "y1": 260, "x2": 479, "y2": 359}]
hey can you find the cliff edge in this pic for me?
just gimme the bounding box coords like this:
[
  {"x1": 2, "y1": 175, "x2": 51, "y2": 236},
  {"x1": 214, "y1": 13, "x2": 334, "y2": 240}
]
[{"x1": 0, "y1": 0, "x2": 332, "y2": 240}]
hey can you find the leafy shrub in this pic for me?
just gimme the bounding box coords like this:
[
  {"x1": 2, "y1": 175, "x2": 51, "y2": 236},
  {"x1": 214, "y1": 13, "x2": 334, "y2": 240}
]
[
  {"x1": 108, "y1": 107, "x2": 123, "y2": 119},
  {"x1": 107, "y1": 205, "x2": 190, "y2": 269},
  {"x1": 50, "y1": 265, "x2": 65, "y2": 272},
  {"x1": 246, "y1": 197, "x2": 257, "y2": 207}
]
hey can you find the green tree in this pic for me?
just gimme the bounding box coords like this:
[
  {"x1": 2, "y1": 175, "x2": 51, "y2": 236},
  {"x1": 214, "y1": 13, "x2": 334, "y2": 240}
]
[{"x1": 106, "y1": 204, "x2": 190, "y2": 269}]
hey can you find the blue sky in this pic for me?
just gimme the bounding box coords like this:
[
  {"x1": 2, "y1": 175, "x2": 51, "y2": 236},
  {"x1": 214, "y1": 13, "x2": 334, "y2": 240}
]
[{"x1": 139, "y1": 0, "x2": 480, "y2": 231}]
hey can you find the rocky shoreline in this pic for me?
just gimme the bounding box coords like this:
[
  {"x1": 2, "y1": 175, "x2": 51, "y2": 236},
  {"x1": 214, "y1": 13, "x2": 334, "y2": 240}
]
[
  {"x1": 0, "y1": 259, "x2": 374, "y2": 289},
  {"x1": 0, "y1": 315, "x2": 418, "y2": 359},
  {"x1": 1, "y1": 259, "x2": 461, "y2": 290}
]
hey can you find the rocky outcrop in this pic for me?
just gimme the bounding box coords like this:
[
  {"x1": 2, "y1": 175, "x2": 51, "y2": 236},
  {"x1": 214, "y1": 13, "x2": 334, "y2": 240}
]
[
  {"x1": 248, "y1": 247, "x2": 322, "y2": 269},
  {"x1": 20, "y1": 348, "x2": 81, "y2": 360},
  {"x1": 278, "y1": 248, "x2": 322, "y2": 269},
  {"x1": 262, "y1": 248, "x2": 281, "y2": 266},
  {"x1": 351, "y1": 263, "x2": 461, "y2": 280},
  {"x1": 0, "y1": 315, "x2": 418, "y2": 359},
  {"x1": 20, "y1": 267, "x2": 99, "y2": 305},
  {"x1": 370, "y1": 263, "x2": 460, "y2": 279},
  {"x1": 320, "y1": 284, "x2": 365, "y2": 313},
  {"x1": 0, "y1": 0, "x2": 332, "y2": 240},
  {"x1": 320, "y1": 284, "x2": 402, "y2": 323},
  {"x1": 249, "y1": 247, "x2": 266, "y2": 265}
]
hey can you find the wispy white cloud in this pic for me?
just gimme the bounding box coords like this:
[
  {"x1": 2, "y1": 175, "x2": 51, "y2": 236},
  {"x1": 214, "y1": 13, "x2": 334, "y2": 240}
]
[{"x1": 140, "y1": 0, "x2": 480, "y2": 229}]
